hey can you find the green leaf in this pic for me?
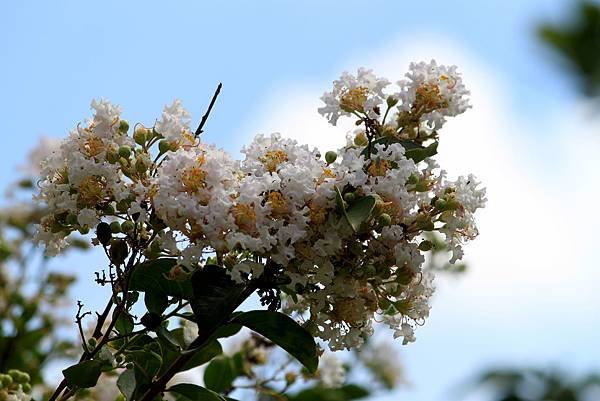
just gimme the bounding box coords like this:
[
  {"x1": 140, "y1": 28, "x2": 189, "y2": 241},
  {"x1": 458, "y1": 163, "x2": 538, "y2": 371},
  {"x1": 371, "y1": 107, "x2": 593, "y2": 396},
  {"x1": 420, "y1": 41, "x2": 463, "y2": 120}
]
[
  {"x1": 345, "y1": 196, "x2": 376, "y2": 232},
  {"x1": 334, "y1": 186, "x2": 345, "y2": 211},
  {"x1": 144, "y1": 291, "x2": 169, "y2": 314},
  {"x1": 129, "y1": 258, "x2": 193, "y2": 299},
  {"x1": 115, "y1": 314, "x2": 134, "y2": 335},
  {"x1": 213, "y1": 322, "x2": 242, "y2": 339},
  {"x1": 62, "y1": 360, "x2": 102, "y2": 388},
  {"x1": 289, "y1": 384, "x2": 370, "y2": 401},
  {"x1": 189, "y1": 265, "x2": 246, "y2": 336},
  {"x1": 203, "y1": 357, "x2": 237, "y2": 393},
  {"x1": 232, "y1": 310, "x2": 318, "y2": 373},
  {"x1": 168, "y1": 383, "x2": 224, "y2": 401},
  {"x1": 130, "y1": 349, "x2": 162, "y2": 380},
  {"x1": 117, "y1": 369, "x2": 136, "y2": 401},
  {"x1": 404, "y1": 141, "x2": 438, "y2": 163},
  {"x1": 182, "y1": 340, "x2": 223, "y2": 372}
]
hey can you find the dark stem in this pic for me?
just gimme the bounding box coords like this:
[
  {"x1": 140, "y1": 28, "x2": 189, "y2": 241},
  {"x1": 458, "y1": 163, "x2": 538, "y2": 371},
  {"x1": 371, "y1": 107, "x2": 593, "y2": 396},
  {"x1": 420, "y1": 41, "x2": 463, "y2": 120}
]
[{"x1": 194, "y1": 83, "x2": 223, "y2": 138}]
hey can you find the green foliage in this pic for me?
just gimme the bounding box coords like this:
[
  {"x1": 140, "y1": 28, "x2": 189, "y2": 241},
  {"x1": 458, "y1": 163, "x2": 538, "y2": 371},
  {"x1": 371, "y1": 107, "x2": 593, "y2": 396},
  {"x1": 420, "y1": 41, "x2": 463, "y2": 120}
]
[
  {"x1": 62, "y1": 360, "x2": 103, "y2": 388},
  {"x1": 232, "y1": 310, "x2": 319, "y2": 373},
  {"x1": 128, "y1": 258, "x2": 193, "y2": 299},
  {"x1": 539, "y1": 1, "x2": 600, "y2": 96},
  {"x1": 288, "y1": 384, "x2": 370, "y2": 401},
  {"x1": 168, "y1": 383, "x2": 225, "y2": 401}
]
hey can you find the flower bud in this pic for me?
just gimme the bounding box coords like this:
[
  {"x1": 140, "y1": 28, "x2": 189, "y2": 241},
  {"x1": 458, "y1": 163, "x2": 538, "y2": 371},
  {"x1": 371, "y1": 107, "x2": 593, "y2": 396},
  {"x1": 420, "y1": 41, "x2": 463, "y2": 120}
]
[
  {"x1": 22, "y1": 383, "x2": 31, "y2": 393},
  {"x1": 118, "y1": 146, "x2": 132, "y2": 159},
  {"x1": 343, "y1": 192, "x2": 355, "y2": 203},
  {"x1": 103, "y1": 203, "x2": 115, "y2": 215},
  {"x1": 354, "y1": 131, "x2": 368, "y2": 146},
  {"x1": 386, "y1": 96, "x2": 399, "y2": 107},
  {"x1": 109, "y1": 239, "x2": 129, "y2": 265},
  {"x1": 141, "y1": 312, "x2": 162, "y2": 330},
  {"x1": 106, "y1": 148, "x2": 120, "y2": 164},
  {"x1": 110, "y1": 221, "x2": 122, "y2": 233},
  {"x1": 134, "y1": 127, "x2": 148, "y2": 145},
  {"x1": 78, "y1": 225, "x2": 90, "y2": 235},
  {"x1": 121, "y1": 220, "x2": 135, "y2": 233},
  {"x1": 158, "y1": 140, "x2": 171, "y2": 154},
  {"x1": 116, "y1": 200, "x2": 130, "y2": 213},
  {"x1": 66, "y1": 213, "x2": 78, "y2": 226},
  {"x1": 378, "y1": 213, "x2": 392, "y2": 226},
  {"x1": 0, "y1": 375, "x2": 12, "y2": 387},
  {"x1": 119, "y1": 120, "x2": 129, "y2": 133},
  {"x1": 87, "y1": 337, "x2": 97, "y2": 348},
  {"x1": 418, "y1": 240, "x2": 433, "y2": 251},
  {"x1": 135, "y1": 157, "x2": 148, "y2": 174},
  {"x1": 434, "y1": 198, "x2": 447, "y2": 211},
  {"x1": 96, "y1": 222, "x2": 112, "y2": 246},
  {"x1": 285, "y1": 372, "x2": 297, "y2": 385},
  {"x1": 325, "y1": 151, "x2": 337, "y2": 164}
]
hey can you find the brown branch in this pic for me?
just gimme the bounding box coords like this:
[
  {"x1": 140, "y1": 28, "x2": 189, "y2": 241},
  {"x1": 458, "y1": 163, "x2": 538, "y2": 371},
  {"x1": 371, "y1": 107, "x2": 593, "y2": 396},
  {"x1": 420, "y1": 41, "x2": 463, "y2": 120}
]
[{"x1": 194, "y1": 83, "x2": 223, "y2": 138}]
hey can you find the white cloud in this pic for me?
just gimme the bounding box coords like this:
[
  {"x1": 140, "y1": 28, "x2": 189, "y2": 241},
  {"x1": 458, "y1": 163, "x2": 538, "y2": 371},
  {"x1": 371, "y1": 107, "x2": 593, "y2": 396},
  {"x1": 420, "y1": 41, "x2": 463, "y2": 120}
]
[{"x1": 237, "y1": 36, "x2": 600, "y2": 400}]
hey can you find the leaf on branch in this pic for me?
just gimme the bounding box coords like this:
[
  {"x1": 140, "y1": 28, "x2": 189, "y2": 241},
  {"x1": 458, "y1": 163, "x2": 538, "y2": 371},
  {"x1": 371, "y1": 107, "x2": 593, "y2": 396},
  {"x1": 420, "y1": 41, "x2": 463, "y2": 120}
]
[
  {"x1": 62, "y1": 360, "x2": 102, "y2": 388},
  {"x1": 129, "y1": 258, "x2": 194, "y2": 299},
  {"x1": 404, "y1": 141, "x2": 438, "y2": 163},
  {"x1": 189, "y1": 265, "x2": 246, "y2": 336},
  {"x1": 345, "y1": 195, "x2": 376, "y2": 232},
  {"x1": 117, "y1": 369, "x2": 137, "y2": 401},
  {"x1": 203, "y1": 356, "x2": 239, "y2": 394},
  {"x1": 115, "y1": 313, "x2": 134, "y2": 335},
  {"x1": 231, "y1": 310, "x2": 318, "y2": 373},
  {"x1": 168, "y1": 383, "x2": 224, "y2": 401}
]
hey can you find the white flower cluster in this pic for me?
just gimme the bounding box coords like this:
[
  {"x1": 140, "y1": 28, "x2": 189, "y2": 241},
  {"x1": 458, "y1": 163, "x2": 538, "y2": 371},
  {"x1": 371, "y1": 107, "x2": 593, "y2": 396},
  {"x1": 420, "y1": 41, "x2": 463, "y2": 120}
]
[{"x1": 35, "y1": 61, "x2": 485, "y2": 351}]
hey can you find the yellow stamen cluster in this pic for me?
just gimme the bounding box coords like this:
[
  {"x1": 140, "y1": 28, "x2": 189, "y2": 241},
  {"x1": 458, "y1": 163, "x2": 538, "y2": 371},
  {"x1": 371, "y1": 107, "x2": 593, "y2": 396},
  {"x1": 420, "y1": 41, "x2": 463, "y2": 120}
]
[
  {"x1": 317, "y1": 168, "x2": 336, "y2": 185},
  {"x1": 367, "y1": 159, "x2": 391, "y2": 176},
  {"x1": 181, "y1": 155, "x2": 207, "y2": 193},
  {"x1": 414, "y1": 83, "x2": 448, "y2": 114},
  {"x1": 234, "y1": 203, "x2": 257, "y2": 233},
  {"x1": 82, "y1": 136, "x2": 105, "y2": 158},
  {"x1": 340, "y1": 86, "x2": 369, "y2": 113},
  {"x1": 259, "y1": 150, "x2": 288, "y2": 173},
  {"x1": 77, "y1": 176, "x2": 106, "y2": 207},
  {"x1": 267, "y1": 191, "x2": 289, "y2": 217}
]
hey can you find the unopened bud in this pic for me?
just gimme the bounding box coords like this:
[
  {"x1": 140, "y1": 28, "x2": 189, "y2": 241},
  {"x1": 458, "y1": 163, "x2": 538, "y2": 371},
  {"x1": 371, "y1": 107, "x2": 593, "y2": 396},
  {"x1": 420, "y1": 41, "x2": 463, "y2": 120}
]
[
  {"x1": 343, "y1": 192, "x2": 355, "y2": 203},
  {"x1": 135, "y1": 157, "x2": 148, "y2": 174},
  {"x1": 434, "y1": 198, "x2": 448, "y2": 211},
  {"x1": 109, "y1": 239, "x2": 129, "y2": 265},
  {"x1": 134, "y1": 127, "x2": 148, "y2": 145},
  {"x1": 325, "y1": 151, "x2": 337, "y2": 164},
  {"x1": 87, "y1": 337, "x2": 97, "y2": 348},
  {"x1": 119, "y1": 120, "x2": 129, "y2": 133},
  {"x1": 66, "y1": 213, "x2": 78, "y2": 226},
  {"x1": 418, "y1": 240, "x2": 433, "y2": 251},
  {"x1": 106, "y1": 148, "x2": 120, "y2": 164},
  {"x1": 378, "y1": 213, "x2": 392, "y2": 226},
  {"x1": 386, "y1": 96, "x2": 399, "y2": 107},
  {"x1": 109, "y1": 221, "x2": 121, "y2": 233},
  {"x1": 121, "y1": 220, "x2": 135, "y2": 233},
  {"x1": 21, "y1": 383, "x2": 31, "y2": 393},
  {"x1": 118, "y1": 146, "x2": 132, "y2": 159},
  {"x1": 96, "y1": 222, "x2": 112, "y2": 246},
  {"x1": 116, "y1": 200, "x2": 130, "y2": 213},
  {"x1": 354, "y1": 132, "x2": 368, "y2": 146},
  {"x1": 158, "y1": 140, "x2": 171, "y2": 154},
  {"x1": 285, "y1": 372, "x2": 297, "y2": 385}
]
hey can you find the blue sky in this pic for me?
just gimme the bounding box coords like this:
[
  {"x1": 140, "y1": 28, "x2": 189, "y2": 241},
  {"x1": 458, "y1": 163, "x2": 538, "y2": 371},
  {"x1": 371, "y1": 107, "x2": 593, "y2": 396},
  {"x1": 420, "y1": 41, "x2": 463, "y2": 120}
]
[{"x1": 2, "y1": 1, "x2": 599, "y2": 401}]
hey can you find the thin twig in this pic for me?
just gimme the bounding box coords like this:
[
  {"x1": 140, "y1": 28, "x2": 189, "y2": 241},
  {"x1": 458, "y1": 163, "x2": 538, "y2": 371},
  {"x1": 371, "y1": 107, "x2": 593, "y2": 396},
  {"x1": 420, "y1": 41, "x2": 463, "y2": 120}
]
[{"x1": 194, "y1": 83, "x2": 223, "y2": 138}]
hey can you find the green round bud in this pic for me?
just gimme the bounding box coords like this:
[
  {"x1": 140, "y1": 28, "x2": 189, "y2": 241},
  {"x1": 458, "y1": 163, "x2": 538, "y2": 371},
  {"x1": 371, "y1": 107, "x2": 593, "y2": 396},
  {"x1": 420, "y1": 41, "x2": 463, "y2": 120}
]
[
  {"x1": 115, "y1": 355, "x2": 123, "y2": 364},
  {"x1": 135, "y1": 157, "x2": 148, "y2": 174},
  {"x1": 418, "y1": 240, "x2": 433, "y2": 251},
  {"x1": 386, "y1": 96, "x2": 399, "y2": 107},
  {"x1": 158, "y1": 140, "x2": 171, "y2": 154},
  {"x1": 121, "y1": 220, "x2": 135, "y2": 233},
  {"x1": 96, "y1": 222, "x2": 112, "y2": 246},
  {"x1": 14, "y1": 372, "x2": 29, "y2": 384},
  {"x1": 434, "y1": 198, "x2": 448, "y2": 211},
  {"x1": 106, "y1": 149, "x2": 119, "y2": 164},
  {"x1": 343, "y1": 192, "x2": 355, "y2": 203},
  {"x1": 119, "y1": 120, "x2": 129, "y2": 133},
  {"x1": 134, "y1": 127, "x2": 148, "y2": 145},
  {"x1": 378, "y1": 213, "x2": 392, "y2": 226},
  {"x1": 109, "y1": 239, "x2": 129, "y2": 265},
  {"x1": 110, "y1": 221, "x2": 122, "y2": 233},
  {"x1": 78, "y1": 225, "x2": 90, "y2": 235},
  {"x1": 103, "y1": 203, "x2": 115, "y2": 215},
  {"x1": 325, "y1": 151, "x2": 337, "y2": 164},
  {"x1": 87, "y1": 337, "x2": 97, "y2": 347},
  {"x1": 126, "y1": 363, "x2": 134, "y2": 370},
  {"x1": 363, "y1": 265, "x2": 376, "y2": 278},
  {"x1": 66, "y1": 213, "x2": 78, "y2": 226},
  {"x1": 1, "y1": 375, "x2": 12, "y2": 387},
  {"x1": 116, "y1": 200, "x2": 129, "y2": 213},
  {"x1": 118, "y1": 146, "x2": 132, "y2": 159},
  {"x1": 22, "y1": 383, "x2": 31, "y2": 393}
]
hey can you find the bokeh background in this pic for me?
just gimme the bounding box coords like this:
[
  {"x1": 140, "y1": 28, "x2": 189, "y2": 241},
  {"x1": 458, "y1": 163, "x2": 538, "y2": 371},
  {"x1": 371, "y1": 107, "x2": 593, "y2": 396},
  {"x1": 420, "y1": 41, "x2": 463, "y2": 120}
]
[{"x1": 1, "y1": 1, "x2": 599, "y2": 400}]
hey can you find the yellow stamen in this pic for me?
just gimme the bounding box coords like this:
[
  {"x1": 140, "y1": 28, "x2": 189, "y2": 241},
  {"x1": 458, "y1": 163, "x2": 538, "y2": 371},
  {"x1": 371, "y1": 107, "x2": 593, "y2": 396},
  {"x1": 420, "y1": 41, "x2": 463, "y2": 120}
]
[
  {"x1": 267, "y1": 191, "x2": 288, "y2": 216},
  {"x1": 259, "y1": 149, "x2": 288, "y2": 173},
  {"x1": 340, "y1": 86, "x2": 369, "y2": 113},
  {"x1": 367, "y1": 159, "x2": 391, "y2": 176},
  {"x1": 233, "y1": 203, "x2": 256, "y2": 233},
  {"x1": 77, "y1": 176, "x2": 106, "y2": 207}
]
